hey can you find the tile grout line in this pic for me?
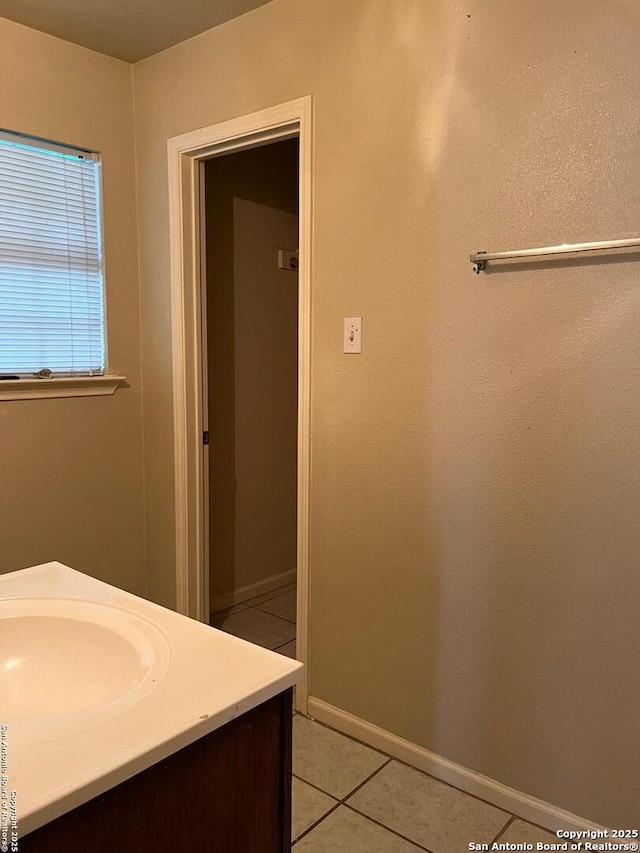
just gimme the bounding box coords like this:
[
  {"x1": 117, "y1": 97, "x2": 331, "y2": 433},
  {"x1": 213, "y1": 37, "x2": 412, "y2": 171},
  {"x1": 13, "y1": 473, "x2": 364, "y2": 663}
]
[
  {"x1": 291, "y1": 760, "x2": 392, "y2": 806},
  {"x1": 293, "y1": 759, "x2": 419, "y2": 848},
  {"x1": 363, "y1": 751, "x2": 512, "y2": 823},
  {"x1": 292, "y1": 757, "x2": 435, "y2": 853},
  {"x1": 243, "y1": 584, "x2": 297, "y2": 608},
  {"x1": 273, "y1": 638, "x2": 297, "y2": 652},
  {"x1": 215, "y1": 605, "x2": 297, "y2": 630},
  {"x1": 339, "y1": 755, "x2": 437, "y2": 852},
  {"x1": 292, "y1": 773, "x2": 338, "y2": 800},
  {"x1": 341, "y1": 757, "x2": 392, "y2": 800},
  {"x1": 491, "y1": 815, "x2": 516, "y2": 845},
  {"x1": 302, "y1": 712, "x2": 515, "y2": 823},
  {"x1": 249, "y1": 604, "x2": 297, "y2": 625},
  {"x1": 497, "y1": 814, "x2": 560, "y2": 839},
  {"x1": 342, "y1": 802, "x2": 434, "y2": 852},
  {"x1": 211, "y1": 582, "x2": 296, "y2": 619},
  {"x1": 292, "y1": 801, "x2": 342, "y2": 846},
  {"x1": 291, "y1": 760, "x2": 391, "y2": 847}
]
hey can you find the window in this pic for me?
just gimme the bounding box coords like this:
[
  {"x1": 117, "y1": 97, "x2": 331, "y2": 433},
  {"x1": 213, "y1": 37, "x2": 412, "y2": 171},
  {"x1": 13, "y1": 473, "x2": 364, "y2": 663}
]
[{"x1": 0, "y1": 130, "x2": 106, "y2": 378}]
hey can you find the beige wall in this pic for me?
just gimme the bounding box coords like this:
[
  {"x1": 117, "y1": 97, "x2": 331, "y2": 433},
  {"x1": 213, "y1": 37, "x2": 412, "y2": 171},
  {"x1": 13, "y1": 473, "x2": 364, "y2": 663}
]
[
  {"x1": 231, "y1": 199, "x2": 298, "y2": 595},
  {"x1": 205, "y1": 142, "x2": 298, "y2": 603},
  {"x1": 133, "y1": 0, "x2": 640, "y2": 825},
  {"x1": 0, "y1": 19, "x2": 146, "y2": 595}
]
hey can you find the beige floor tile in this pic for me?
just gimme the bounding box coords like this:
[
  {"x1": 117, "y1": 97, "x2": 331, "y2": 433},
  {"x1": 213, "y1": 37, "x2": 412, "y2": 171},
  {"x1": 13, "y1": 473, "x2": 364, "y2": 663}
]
[
  {"x1": 255, "y1": 588, "x2": 297, "y2": 622},
  {"x1": 275, "y1": 639, "x2": 297, "y2": 659},
  {"x1": 294, "y1": 806, "x2": 423, "y2": 852},
  {"x1": 292, "y1": 778, "x2": 338, "y2": 842},
  {"x1": 347, "y1": 761, "x2": 510, "y2": 853},
  {"x1": 212, "y1": 608, "x2": 296, "y2": 650},
  {"x1": 498, "y1": 819, "x2": 559, "y2": 846},
  {"x1": 293, "y1": 716, "x2": 388, "y2": 799},
  {"x1": 242, "y1": 582, "x2": 295, "y2": 607},
  {"x1": 209, "y1": 602, "x2": 248, "y2": 621}
]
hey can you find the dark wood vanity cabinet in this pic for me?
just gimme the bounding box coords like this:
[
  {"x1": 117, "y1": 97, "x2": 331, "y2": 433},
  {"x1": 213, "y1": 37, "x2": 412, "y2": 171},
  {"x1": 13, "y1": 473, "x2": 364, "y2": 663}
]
[{"x1": 21, "y1": 689, "x2": 293, "y2": 853}]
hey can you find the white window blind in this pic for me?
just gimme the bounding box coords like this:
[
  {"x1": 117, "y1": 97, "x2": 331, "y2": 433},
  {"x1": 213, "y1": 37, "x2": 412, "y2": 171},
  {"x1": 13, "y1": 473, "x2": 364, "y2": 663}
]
[{"x1": 0, "y1": 131, "x2": 106, "y2": 377}]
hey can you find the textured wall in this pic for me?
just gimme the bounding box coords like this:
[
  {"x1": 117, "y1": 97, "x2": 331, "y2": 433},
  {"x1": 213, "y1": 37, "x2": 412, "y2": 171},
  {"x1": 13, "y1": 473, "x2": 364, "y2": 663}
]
[
  {"x1": 133, "y1": 0, "x2": 640, "y2": 824},
  {"x1": 0, "y1": 19, "x2": 146, "y2": 595}
]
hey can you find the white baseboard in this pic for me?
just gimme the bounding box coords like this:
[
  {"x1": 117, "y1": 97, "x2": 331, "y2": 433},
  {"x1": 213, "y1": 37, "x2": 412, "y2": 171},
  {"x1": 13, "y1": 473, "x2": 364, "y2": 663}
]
[
  {"x1": 307, "y1": 697, "x2": 605, "y2": 834},
  {"x1": 210, "y1": 568, "x2": 296, "y2": 613}
]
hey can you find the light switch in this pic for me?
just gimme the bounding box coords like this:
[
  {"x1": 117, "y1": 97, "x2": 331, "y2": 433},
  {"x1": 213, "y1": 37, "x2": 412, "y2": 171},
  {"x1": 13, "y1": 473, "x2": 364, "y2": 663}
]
[{"x1": 343, "y1": 317, "x2": 362, "y2": 353}]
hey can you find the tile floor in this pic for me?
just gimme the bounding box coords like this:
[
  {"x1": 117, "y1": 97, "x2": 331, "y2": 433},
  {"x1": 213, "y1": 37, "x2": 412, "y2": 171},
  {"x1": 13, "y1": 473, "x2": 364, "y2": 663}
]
[
  {"x1": 211, "y1": 584, "x2": 559, "y2": 851},
  {"x1": 210, "y1": 582, "x2": 297, "y2": 657}
]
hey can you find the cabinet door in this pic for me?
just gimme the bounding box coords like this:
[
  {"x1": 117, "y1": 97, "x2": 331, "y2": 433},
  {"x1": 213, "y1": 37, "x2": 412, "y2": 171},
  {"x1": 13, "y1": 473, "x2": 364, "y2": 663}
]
[{"x1": 21, "y1": 690, "x2": 293, "y2": 853}]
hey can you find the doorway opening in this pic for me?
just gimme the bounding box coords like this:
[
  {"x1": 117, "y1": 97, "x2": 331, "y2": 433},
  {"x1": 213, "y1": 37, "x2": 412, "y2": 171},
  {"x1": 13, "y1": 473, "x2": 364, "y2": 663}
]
[
  {"x1": 205, "y1": 139, "x2": 300, "y2": 661},
  {"x1": 167, "y1": 97, "x2": 312, "y2": 713}
]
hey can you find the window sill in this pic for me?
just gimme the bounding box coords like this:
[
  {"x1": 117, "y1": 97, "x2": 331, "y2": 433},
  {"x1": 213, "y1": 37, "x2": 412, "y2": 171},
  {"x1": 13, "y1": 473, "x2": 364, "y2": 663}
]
[{"x1": 0, "y1": 375, "x2": 127, "y2": 401}]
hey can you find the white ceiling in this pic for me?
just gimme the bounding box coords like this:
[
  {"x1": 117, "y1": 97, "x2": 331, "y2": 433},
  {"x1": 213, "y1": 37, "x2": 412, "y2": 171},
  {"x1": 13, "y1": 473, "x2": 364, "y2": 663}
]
[{"x1": 0, "y1": 0, "x2": 276, "y2": 63}]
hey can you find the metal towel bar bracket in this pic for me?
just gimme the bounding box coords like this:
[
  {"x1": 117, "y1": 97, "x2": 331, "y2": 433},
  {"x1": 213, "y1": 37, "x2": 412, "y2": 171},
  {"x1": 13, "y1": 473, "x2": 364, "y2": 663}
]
[{"x1": 470, "y1": 238, "x2": 640, "y2": 273}]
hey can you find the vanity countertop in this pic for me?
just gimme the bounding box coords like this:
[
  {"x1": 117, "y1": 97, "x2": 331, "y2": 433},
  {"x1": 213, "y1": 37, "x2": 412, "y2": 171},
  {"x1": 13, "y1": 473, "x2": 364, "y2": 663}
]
[{"x1": 0, "y1": 562, "x2": 303, "y2": 836}]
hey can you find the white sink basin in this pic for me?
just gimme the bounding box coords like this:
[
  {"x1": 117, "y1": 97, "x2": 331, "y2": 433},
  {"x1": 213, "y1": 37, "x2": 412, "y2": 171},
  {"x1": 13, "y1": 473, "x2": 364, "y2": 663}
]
[{"x1": 0, "y1": 598, "x2": 171, "y2": 722}]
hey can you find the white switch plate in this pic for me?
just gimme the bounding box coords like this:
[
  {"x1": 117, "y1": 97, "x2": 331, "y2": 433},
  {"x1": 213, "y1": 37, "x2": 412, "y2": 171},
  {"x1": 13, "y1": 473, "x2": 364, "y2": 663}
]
[{"x1": 343, "y1": 317, "x2": 362, "y2": 353}]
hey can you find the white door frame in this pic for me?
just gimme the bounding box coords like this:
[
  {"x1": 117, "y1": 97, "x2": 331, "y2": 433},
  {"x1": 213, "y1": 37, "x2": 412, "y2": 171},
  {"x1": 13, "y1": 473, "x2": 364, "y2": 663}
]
[{"x1": 167, "y1": 96, "x2": 313, "y2": 713}]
